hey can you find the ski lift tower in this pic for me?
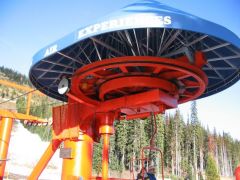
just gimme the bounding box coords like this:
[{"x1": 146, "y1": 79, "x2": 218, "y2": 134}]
[{"x1": 28, "y1": 0, "x2": 240, "y2": 179}]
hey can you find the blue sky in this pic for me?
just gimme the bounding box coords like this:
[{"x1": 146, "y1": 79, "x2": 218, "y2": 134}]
[{"x1": 0, "y1": 0, "x2": 240, "y2": 140}]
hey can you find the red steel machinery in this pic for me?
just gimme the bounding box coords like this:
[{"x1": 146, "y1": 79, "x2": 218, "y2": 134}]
[{"x1": 2, "y1": 0, "x2": 240, "y2": 179}]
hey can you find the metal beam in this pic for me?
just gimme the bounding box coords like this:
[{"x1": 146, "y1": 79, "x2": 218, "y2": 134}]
[
  {"x1": 208, "y1": 55, "x2": 240, "y2": 62},
  {"x1": 0, "y1": 109, "x2": 48, "y2": 123},
  {"x1": 202, "y1": 42, "x2": 230, "y2": 52},
  {"x1": 159, "y1": 30, "x2": 181, "y2": 55},
  {"x1": 34, "y1": 67, "x2": 73, "y2": 74},
  {"x1": 133, "y1": 29, "x2": 141, "y2": 55},
  {"x1": 92, "y1": 40, "x2": 102, "y2": 60},
  {"x1": 57, "y1": 52, "x2": 85, "y2": 65},
  {"x1": 90, "y1": 37, "x2": 126, "y2": 56},
  {"x1": 42, "y1": 59, "x2": 74, "y2": 69}
]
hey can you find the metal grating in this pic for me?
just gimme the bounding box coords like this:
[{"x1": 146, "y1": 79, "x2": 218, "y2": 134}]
[
  {"x1": 30, "y1": 28, "x2": 240, "y2": 101},
  {"x1": 29, "y1": 1, "x2": 240, "y2": 102}
]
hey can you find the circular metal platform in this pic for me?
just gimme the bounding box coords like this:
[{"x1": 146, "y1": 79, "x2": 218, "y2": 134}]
[
  {"x1": 29, "y1": 0, "x2": 240, "y2": 101},
  {"x1": 70, "y1": 56, "x2": 208, "y2": 106}
]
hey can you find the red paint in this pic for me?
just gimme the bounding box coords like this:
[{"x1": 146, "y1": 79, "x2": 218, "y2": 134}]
[
  {"x1": 235, "y1": 166, "x2": 240, "y2": 180},
  {"x1": 30, "y1": 54, "x2": 207, "y2": 178},
  {"x1": 71, "y1": 55, "x2": 208, "y2": 107}
]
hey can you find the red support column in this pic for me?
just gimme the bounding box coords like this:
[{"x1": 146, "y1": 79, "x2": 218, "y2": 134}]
[
  {"x1": 28, "y1": 140, "x2": 61, "y2": 180},
  {"x1": 235, "y1": 165, "x2": 240, "y2": 180},
  {"x1": 61, "y1": 129, "x2": 94, "y2": 179},
  {"x1": 0, "y1": 117, "x2": 13, "y2": 179}
]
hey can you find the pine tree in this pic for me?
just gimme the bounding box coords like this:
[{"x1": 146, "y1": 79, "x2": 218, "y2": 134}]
[
  {"x1": 93, "y1": 141, "x2": 103, "y2": 175},
  {"x1": 164, "y1": 114, "x2": 175, "y2": 175},
  {"x1": 16, "y1": 96, "x2": 27, "y2": 114},
  {"x1": 115, "y1": 120, "x2": 128, "y2": 172},
  {"x1": 155, "y1": 114, "x2": 165, "y2": 176},
  {"x1": 190, "y1": 101, "x2": 201, "y2": 180},
  {"x1": 183, "y1": 117, "x2": 193, "y2": 179},
  {"x1": 155, "y1": 115, "x2": 164, "y2": 150},
  {"x1": 109, "y1": 134, "x2": 120, "y2": 172},
  {"x1": 206, "y1": 154, "x2": 220, "y2": 180},
  {"x1": 170, "y1": 116, "x2": 175, "y2": 176},
  {"x1": 135, "y1": 118, "x2": 148, "y2": 164}
]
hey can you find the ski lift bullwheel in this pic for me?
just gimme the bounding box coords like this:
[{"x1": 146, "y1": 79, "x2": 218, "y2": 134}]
[{"x1": 71, "y1": 55, "x2": 208, "y2": 110}]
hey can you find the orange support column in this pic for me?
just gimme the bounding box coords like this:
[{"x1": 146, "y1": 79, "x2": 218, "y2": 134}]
[
  {"x1": 98, "y1": 112, "x2": 115, "y2": 180},
  {"x1": 0, "y1": 117, "x2": 13, "y2": 179},
  {"x1": 26, "y1": 93, "x2": 32, "y2": 115},
  {"x1": 61, "y1": 130, "x2": 94, "y2": 180},
  {"x1": 28, "y1": 140, "x2": 61, "y2": 180},
  {"x1": 102, "y1": 133, "x2": 110, "y2": 180}
]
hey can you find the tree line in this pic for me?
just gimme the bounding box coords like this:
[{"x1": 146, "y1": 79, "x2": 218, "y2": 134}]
[
  {"x1": 0, "y1": 66, "x2": 57, "y2": 141},
  {"x1": 93, "y1": 101, "x2": 240, "y2": 179},
  {"x1": 0, "y1": 66, "x2": 32, "y2": 86}
]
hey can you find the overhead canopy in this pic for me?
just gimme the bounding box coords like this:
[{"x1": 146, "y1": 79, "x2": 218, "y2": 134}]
[{"x1": 29, "y1": 0, "x2": 240, "y2": 101}]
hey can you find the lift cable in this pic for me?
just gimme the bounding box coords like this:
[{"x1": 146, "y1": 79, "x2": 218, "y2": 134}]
[
  {"x1": 1, "y1": 101, "x2": 62, "y2": 112},
  {"x1": 0, "y1": 89, "x2": 37, "y2": 105}
]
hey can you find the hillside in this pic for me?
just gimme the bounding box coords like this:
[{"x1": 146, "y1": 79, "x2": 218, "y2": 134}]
[
  {"x1": 0, "y1": 66, "x2": 240, "y2": 179},
  {"x1": 0, "y1": 66, "x2": 31, "y2": 87},
  {"x1": 0, "y1": 66, "x2": 59, "y2": 141}
]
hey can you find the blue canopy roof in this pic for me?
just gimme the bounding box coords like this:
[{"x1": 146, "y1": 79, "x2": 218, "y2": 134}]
[{"x1": 29, "y1": 0, "x2": 240, "y2": 101}]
